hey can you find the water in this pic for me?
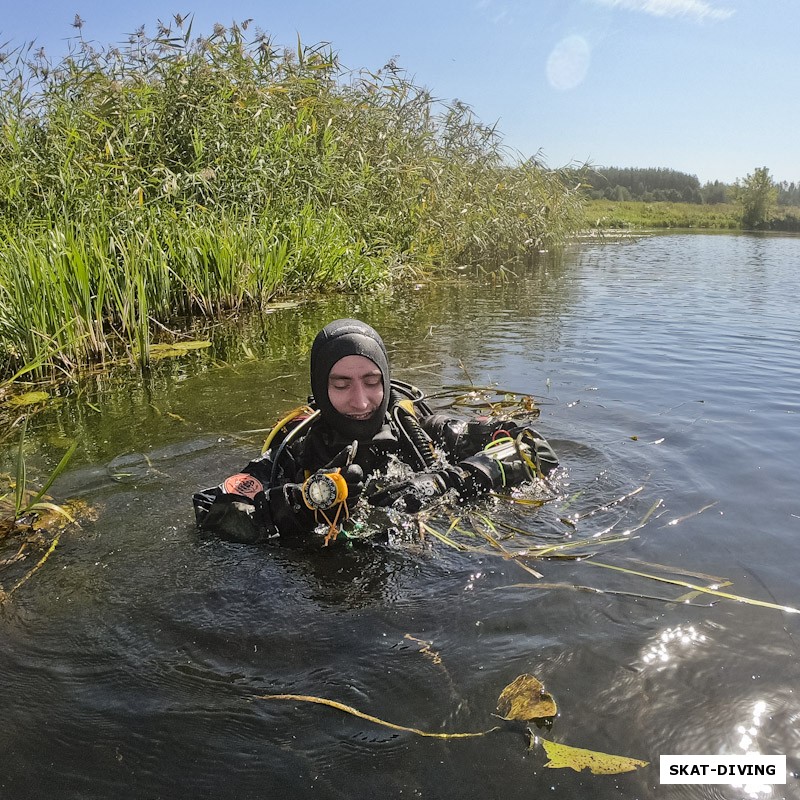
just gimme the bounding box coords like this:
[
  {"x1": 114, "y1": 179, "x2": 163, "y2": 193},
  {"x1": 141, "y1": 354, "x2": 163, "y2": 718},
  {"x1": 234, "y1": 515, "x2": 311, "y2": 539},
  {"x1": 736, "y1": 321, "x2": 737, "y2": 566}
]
[{"x1": 2, "y1": 232, "x2": 799, "y2": 800}]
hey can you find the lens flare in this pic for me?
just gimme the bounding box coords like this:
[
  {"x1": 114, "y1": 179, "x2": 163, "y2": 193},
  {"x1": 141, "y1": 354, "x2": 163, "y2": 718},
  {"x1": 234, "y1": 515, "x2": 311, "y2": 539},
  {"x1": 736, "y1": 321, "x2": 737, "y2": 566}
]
[{"x1": 546, "y1": 35, "x2": 591, "y2": 91}]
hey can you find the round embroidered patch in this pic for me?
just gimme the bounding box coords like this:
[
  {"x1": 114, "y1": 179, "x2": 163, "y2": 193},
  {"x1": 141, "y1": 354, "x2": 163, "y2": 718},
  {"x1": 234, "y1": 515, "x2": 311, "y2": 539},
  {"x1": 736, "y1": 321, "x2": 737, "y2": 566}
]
[{"x1": 222, "y1": 473, "x2": 264, "y2": 500}]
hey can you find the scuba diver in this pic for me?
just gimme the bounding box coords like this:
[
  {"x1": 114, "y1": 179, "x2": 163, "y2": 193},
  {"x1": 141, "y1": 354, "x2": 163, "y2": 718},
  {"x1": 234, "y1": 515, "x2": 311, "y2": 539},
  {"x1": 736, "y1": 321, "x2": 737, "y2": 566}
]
[{"x1": 193, "y1": 318, "x2": 558, "y2": 544}]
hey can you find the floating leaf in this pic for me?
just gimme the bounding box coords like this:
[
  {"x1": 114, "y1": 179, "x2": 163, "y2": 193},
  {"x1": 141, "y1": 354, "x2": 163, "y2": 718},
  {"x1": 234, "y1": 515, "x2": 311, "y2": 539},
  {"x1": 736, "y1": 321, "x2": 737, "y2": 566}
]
[
  {"x1": 264, "y1": 300, "x2": 303, "y2": 311},
  {"x1": 148, "y1": 340, "x2": 211, "y2": 359},
  {"x1": 25, "y1": 501, "x2": 77, "y2": 526},
  {"x1": 538, "y1": 736, "x2": 648, "y2": 774},
  {"x1": 496, "y1": 674, "x2": 557, "y2": 721},
  {"x1": 6, "y1": 391, "x2": 50, "y2": 407}
]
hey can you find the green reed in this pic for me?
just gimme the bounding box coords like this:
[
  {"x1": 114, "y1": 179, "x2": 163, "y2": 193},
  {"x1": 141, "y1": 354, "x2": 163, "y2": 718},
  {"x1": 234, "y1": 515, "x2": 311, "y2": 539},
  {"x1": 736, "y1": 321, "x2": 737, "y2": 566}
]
[{"x1": 0, "y1": 18, "x2": 584, "y2": 379}]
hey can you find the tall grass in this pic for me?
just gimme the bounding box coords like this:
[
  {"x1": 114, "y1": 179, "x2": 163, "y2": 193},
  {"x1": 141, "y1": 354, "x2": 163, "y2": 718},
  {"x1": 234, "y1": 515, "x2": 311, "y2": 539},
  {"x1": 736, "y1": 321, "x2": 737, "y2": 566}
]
[
  {"x1": 583, "y1": 199, "x2": 741, "y2": 230},
  {"x1": 0, "y1": 18, "x2": 584, "y2": 379}
]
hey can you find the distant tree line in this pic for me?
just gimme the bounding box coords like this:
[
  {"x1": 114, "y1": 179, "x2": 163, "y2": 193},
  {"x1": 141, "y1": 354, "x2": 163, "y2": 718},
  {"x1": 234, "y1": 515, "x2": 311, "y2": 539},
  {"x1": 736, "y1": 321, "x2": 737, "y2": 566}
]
[
  {"x1": 579, "y1": 166, "x2": 800, "y2": 208},
  {"x1": 581, "y1": 167, "x2": 703, "y2": 203},
  {"x1": 776, "y1": 181, "x2": 800, "y2": 206}
]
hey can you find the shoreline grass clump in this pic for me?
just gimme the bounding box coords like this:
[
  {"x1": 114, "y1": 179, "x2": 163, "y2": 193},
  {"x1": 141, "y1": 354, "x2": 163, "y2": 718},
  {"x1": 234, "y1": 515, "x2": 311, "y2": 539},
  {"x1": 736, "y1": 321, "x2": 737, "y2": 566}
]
[
  {"x1": 0, "y1": 17, "x2": 584, "y2": 381},
  {"x1": 1, "y1": 416, "x2": 79, "y2": 602}
]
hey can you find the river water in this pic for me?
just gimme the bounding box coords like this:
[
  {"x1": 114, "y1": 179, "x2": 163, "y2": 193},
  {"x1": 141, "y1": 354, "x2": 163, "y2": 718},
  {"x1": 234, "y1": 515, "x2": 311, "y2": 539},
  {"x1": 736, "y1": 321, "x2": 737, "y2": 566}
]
[{"x1": 2, "y1": 232, "x2": 799, "y2": 799}]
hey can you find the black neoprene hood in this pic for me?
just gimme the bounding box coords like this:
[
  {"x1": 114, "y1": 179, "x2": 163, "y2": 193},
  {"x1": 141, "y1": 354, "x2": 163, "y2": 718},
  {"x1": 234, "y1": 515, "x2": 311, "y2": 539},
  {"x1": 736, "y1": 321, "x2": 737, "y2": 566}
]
[{"x1": 310, "y1": 319, "x2": 391, "y2": 440}]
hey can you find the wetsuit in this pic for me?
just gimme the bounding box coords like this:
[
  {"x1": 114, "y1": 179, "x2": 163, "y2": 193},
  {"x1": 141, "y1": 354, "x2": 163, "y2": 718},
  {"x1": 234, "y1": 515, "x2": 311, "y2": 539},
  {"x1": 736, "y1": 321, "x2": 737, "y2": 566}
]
[{"x1": 192, "y1": 319, "x2": 558, "y2": 543}]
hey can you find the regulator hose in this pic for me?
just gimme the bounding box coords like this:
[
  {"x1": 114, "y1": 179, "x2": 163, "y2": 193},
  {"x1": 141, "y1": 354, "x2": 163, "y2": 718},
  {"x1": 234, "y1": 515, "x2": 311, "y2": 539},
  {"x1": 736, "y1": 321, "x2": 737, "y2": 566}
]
[
  {"x1": 390, "y1": 379, "x2": 433, "y2": 415},
  {"x1": 391, "y1": 390, "x2": 439, "y2": 470},
  {"x1": 268, "y1": 410, "x2": 321, "y2": 488}
]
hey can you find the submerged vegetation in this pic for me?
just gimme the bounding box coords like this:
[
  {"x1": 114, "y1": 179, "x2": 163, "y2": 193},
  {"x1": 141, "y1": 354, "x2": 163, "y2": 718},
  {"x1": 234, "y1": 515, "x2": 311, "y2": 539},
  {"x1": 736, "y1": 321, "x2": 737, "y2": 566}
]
[
  {"x1": 1, "y1": 417, "x2": 79, "y2": 603},
  {"x1": 0, "y1": 16, "x2": 584, "y2": 383}
]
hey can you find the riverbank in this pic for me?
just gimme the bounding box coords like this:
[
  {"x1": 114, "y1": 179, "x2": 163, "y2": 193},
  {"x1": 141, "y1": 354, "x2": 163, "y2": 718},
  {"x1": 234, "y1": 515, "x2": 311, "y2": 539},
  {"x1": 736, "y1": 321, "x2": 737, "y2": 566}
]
[
  {"x1": 583, "y1": 198, "x2": 800, "y2": 231},
  {"x1": 0, "y1": 20, "x2": 584, "y2": 386}
]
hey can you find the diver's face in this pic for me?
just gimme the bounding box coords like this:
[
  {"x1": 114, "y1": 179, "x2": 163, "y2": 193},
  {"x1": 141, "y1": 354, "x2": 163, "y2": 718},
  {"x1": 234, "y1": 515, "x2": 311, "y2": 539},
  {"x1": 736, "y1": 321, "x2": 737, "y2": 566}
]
[{"x1": 327, "y1": 355, "x2": 384, "y2": 421}]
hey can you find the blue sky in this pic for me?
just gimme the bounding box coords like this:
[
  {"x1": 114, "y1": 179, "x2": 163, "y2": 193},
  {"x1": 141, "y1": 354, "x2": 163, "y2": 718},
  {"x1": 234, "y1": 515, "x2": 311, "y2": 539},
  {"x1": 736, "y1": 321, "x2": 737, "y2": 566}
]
[{"x1": 2, "y1": 1, "x2": 797, "y2": 184}]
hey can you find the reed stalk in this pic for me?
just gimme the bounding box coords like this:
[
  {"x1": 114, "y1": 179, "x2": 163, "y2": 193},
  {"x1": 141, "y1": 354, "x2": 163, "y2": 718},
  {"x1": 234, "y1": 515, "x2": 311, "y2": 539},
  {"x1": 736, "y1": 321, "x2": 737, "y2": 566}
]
[{"x1": 0, "y1": 18, "x2": 584, "y2": 381}]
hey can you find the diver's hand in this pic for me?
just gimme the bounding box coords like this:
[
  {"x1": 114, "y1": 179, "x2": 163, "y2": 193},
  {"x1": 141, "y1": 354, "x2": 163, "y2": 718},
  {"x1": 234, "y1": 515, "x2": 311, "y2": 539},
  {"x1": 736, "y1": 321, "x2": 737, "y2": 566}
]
[
  {"x1": 321, "y1": 441, "x2": 358, "y2": 471},
  {"x1": 339, "y1": 463, "x2": 364, "y2": 502},
  {"x1": 318, "y1": 442, "x2": 364, "y2": 502},
  {"x1": 196, "y1": 472, "x2": 273, "y2": 542}
]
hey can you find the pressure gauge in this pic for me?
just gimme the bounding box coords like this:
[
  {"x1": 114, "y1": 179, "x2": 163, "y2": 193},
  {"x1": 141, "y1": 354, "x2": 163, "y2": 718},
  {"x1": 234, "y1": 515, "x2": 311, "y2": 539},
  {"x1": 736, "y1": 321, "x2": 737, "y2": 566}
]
[{"x1": 301, "y1": 471, "x2": 348, "y2": 510}]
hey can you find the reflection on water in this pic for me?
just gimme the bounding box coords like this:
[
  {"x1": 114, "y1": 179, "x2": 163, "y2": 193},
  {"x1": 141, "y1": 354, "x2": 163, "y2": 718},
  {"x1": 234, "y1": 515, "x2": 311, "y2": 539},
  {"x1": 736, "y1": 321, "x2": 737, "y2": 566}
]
[
  {"x1": 640, "y1": 625, "x2": 709, "y2": 667},
  {"x1": 731, "y1": 700, "x2": 773, "y2": 799},
  {"x1": 2, "y1": 233, "x2": 800, "y2": 800}
]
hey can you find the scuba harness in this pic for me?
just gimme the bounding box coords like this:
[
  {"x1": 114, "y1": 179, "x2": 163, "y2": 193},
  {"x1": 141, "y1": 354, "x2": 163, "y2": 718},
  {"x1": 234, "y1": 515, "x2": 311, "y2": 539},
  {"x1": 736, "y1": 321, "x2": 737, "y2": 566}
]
[
  {"x1": 259, "y1": 380, "x2": 436, "y2": 545},
  {"x1": 254, "y1": 380, "x2": 549, "y2": 543},
  {"x1": 262, "y1": 379, "x2": 435, "y2": 489}
]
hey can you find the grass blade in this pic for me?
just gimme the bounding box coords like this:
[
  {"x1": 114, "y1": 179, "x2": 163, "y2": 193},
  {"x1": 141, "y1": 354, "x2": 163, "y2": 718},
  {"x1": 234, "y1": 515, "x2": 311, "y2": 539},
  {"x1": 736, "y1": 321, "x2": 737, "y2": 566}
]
[
  {"x1": 587, "y1": 561, "x2": 799, "y2": 614},
  {"x1": 256, "y1": 693, "x2": 499, "y2": 739},
  {"x1": 14, "y1": 418, "x2": 28, "y2": 516},
  {"x1": 30, "y1": 440, "x2": 78, "y2": 506}
]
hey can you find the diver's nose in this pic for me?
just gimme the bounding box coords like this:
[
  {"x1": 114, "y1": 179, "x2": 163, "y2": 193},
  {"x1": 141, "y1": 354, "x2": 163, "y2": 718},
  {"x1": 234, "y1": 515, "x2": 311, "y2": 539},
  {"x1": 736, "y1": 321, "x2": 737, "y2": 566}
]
[{"x1": 350, "y1": 381, "x2": 369, "y2": 411}]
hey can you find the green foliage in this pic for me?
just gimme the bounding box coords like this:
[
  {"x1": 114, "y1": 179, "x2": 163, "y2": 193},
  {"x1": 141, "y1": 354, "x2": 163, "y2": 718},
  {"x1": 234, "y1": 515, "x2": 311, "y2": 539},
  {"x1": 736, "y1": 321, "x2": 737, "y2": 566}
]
[
  {"x1": 580, "y1": 167, "x2": 796, "y2": 209},
  {"x1": 580, "y1": 166, "x2": 702, "y2": 203},
  {"x1": 1, "y1": 416, "x2": 77, "y2": 535},
  {"x1": 0, "y1": 19, "x2": 583, "y2": 381},
  {"x1": 733, "y1": 167, "x2": 779, "y2": 230},
  {"x1": 583, "y1": 199, "x2": 741, "y2": 230},
  {"x1": 584, "y1": 198, "x2": 800, "y2": 232},
  {"x1": 777, "y1": 180, "x2": 800, "y2": 206},
  {"x1": 702, "y1": 180, "x2": 731, "y2": 204}
]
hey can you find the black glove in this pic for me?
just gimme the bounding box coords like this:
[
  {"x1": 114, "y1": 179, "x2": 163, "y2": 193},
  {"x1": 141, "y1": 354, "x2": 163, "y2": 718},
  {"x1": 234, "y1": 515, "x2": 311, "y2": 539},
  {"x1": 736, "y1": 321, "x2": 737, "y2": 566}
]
[
  {"x1": 320, "y1": 442, "x2": 364, "y2": 503},
  {"x1": 193, "y1": 472, "x2": 275, "y2": 542},
  {"x1": 370, "y1": 468, "x2": 465, "y2": 513}
]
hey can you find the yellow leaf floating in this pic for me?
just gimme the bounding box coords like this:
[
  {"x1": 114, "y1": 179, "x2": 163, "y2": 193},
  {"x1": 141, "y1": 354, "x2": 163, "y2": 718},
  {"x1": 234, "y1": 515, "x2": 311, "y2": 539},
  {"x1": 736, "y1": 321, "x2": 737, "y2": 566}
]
[
  {"x1": 6, "y1": 391, "x2": 50, "y2": 407},
  {"x1": 537, "y1": 736, "x2": 648, "y2": 775},
  {"x1": 496, "y1": 674, "x2": 557, "y2": 721},
  {"x1": 148, "y1": 340, "x2": 212, "y2": 360},
  {"x1": 257, "y1": 677, "x2": 647, "y2": 777}
]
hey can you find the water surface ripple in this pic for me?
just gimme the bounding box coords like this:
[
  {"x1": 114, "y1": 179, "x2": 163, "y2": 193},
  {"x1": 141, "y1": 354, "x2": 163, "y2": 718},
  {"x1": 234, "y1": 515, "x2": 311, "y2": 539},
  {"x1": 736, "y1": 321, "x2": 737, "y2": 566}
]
[{"x1": 2, "y1": 233, "x2": 799, "y2": 800}]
